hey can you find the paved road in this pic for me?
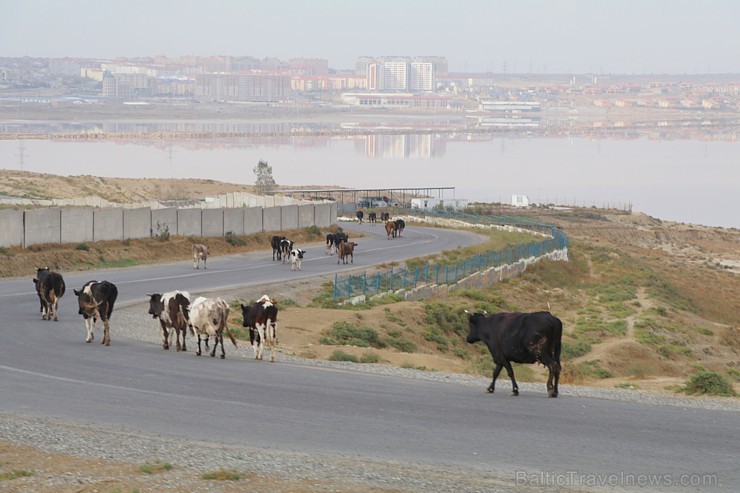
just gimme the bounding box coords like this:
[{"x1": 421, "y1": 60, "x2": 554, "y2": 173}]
[{"x1": 1, "y1": 223, "x2": 737, "y2": 492}]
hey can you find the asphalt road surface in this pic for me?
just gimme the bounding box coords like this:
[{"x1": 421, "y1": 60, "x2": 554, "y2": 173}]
[{"x1": 1, "y1": 223, "x2": 737, "y2": 492}]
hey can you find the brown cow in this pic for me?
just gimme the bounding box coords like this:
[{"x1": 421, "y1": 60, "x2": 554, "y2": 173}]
[
  {"x1": 337, "y1": 241, "x2": 357, "y2": 264},
  {"x1": 192, "y1": 244, "x2": 209, "y2": 269},
  {"x1": 385, "y1": 221, "x2": 396, "y2": 240}
]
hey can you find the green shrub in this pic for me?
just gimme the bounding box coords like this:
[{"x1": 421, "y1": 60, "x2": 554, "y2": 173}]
[
  {"x1": 328, "y1": 350, "x2": 359, "y2": 362},
  {"x1": 320, "y1": 321, "x2": 385, "y2": 348},
  {"x1": 423, "y1": 327, "x2": 449, "y2": 351},
  {"x1": 139, "y1": 462, "x2": 172, "y2": 474},
  {"x1": 305, "y1": 225, "x2": 322, "y2": 239},
  {"x1": 385, "y1": 330, "x2": 417, "y2": 353},
  {"x1": 0, "y1": 469, "x2": 34, "y2": 480},
  {"x1": 360, "y1": 352, "x2": 380, "y2": 363},
  {"x1": 682, "y1": 370, "x2": 735, "y2": 396},
  {"x1": 74, "y1": 243, "x2": 91, "y2": 251},
  {"x1": 561, "y1": 340, "x2": 591, "y2": 360},
  {"x1": 225, "y1": 231, "x2": 246, "y2": 246},
  {"x1": 202, "y1": 469, "x2": 241, "y2": 481}
]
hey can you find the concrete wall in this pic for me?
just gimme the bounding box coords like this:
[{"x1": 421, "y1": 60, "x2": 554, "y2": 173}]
[
  {"x1": 315, "y1": 203, "x2": 332, "y2": 228},
  {"x1": 298, "y1": 204, "x2": 315, "y2": 228},
  {"x1": 244, "y1": 207, "x2": 263, "y2": 234},
  {"x1": 177, "y1": 209, "x2": 201, "y2": 237},
  {"x1": 123, "y1": 208, "x2": 151, "y2": 240},
  {"x1": 263, "y1": 207, "x2": 281, "y2": 232},
  {"x1": 13, "y1": 204, "x2": 332, "y2": 248},
  {"x1": 25, "y1": 208, "x2": 61, "y2": 247},
  {"x1": 223, "y1": 208, "x2": 244, "y2": 235},
  {"x1": 331, "y1": 202, "x2": 338, "y2": 224},
  {"x1": 202, "y1": 209, "x2": 224, "y2": 237},
  {"x1": 281, "y1": 205, "x2": 299, "y2": 230},
  {"x1": 151, "y1": 208, "x2": 177, "y2": 238},
  {"x1": 0, "y1": 209, "x2": 24, "y2": 248},
  {"x1": 93, "y1": 208, "x2": 124, "y2": 242},
  {"x1": 61, "y1": 208, "x2": 94, "y2": 244}
]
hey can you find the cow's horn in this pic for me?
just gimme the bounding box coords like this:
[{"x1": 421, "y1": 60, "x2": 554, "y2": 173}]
[
  {"x1": 483, "y1": 310, "x2": 488, "y2": 315},
  {"x1": 464, "y1": 310, "x2": 470, "y2": 314}
]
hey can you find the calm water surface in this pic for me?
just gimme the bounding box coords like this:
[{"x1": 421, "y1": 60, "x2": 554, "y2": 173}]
[{"x1": 0, "y1": 134, "x2": 737, "y2": 228}]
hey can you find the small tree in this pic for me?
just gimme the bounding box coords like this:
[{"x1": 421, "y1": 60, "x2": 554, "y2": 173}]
[{"x1": 253, "y1": 159, "x2": 277, "y2": 195}]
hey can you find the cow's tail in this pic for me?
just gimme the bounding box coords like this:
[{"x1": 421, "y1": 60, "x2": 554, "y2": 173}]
[
  {"x1": 224, "y1": 324, "x2": 238, "y2": 348},
  {"x1": 551, "y1": 315, "x2": 563, "y2": 368}
]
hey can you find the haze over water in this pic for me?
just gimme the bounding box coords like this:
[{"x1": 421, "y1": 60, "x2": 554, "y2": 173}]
[{"x1": 1, "y1": 132, "x2": 737, "y2": 229}]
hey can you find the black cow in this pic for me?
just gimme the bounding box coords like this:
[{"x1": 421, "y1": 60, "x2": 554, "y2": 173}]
[
  {"x1": 380, "y1": 212, "x2": 391, "y2": 222},
  {"x1": 394, "y1": 219, "x2": 406, "y2": 237},
  {"x1": 465, "y1": 311, "x2": 562, "y2": 398},
  {"x1": 356, "y1": 210, "x2": 364, "y2": 223},
  {"x1": 325, "y1": 232, "x2": 348, "y2": 255},
  {"x1": 73, "y1": 280, "x2": 118, "y2": 346},
  {"x1": 368, "y1": 212, "x2": 377, "y2": 224},
  {"x1": 241, "y1": 295, "x2": 279, "y2": 361},
  {"x1": 271, "y1": 235, "x2": 286, "y2": 261},
  {"x1": 33, "y1": 267, "x2": 66, "y2": 321}
]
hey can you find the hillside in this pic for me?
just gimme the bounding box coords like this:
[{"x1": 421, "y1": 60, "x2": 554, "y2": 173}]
[{"x1": 2, "y1": 171, "x2": 738, "y2": 396}]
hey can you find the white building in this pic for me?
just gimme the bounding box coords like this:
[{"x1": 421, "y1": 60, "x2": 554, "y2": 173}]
[
  {"x1": 411, "y1": 198, "x2": 469, "y2": 210},
  {"x1": 512, "y1": 195, "x2": 530, "y2": 207}
]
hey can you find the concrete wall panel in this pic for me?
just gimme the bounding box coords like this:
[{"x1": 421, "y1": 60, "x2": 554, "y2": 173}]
[
  {"x1": 151, "y1": 208, "x2": 177, "y2": 238},
  {"x1": 224, "y1": 208, "x2": 244, "y2": 235},
  {"x1": 93, "y1": 208, "x2": 124, "y2": 242},
  {"x1": 202, "y1": 209, "x2": 224, "y2": 237},
  {"x1": 298, "y1": 205, "x2": 315, "y2": 228},
  {"x1": 244, "y1": 207, "x2": 263, "y2": 234},
  {"x1": 61, "y1": 208, "x2": 93, "y2": 244},
  {"x1": 281, "y1": 205, "x2": 299, "y2": 231},
  {"x1": 123, "y1": 208, "x2": 151, "y2": 240},
  {"x1": 24, "y1": 208, "x2": 61, "y2": 247},
  {"x1": 314, "y1": 203, "x2": 332, "y2": 228},
  {"x1": 331, "y1": 202, "x2": 338, "y2": 224},
  {"x1": 0, "y1": 209, "x2": 24, "y2": 248},
  {"x1": 262, "y1": 207, "x2": 281, "y2": 232},
  {"x1": 177, "y1": 209, "x2": 201, "y2": 237}
]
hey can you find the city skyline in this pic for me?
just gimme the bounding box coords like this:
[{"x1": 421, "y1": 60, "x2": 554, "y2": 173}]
[{"x1": 2, "y1": 0, "x2": 740, "y2": 75}]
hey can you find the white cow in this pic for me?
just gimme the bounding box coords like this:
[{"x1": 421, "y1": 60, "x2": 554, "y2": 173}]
[
  {"x1": 189, "y1": 296, "x2": 237, "y2": 359},
  {"x1": 192, "y1": 244, "x2": 209, "y2": 269},
  {"x1": 290, "y1": 249, "x2": 306, "y2": 271}
]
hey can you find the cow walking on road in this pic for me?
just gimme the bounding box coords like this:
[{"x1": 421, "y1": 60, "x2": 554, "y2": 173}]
[
  {"x1": 192, "y1": 244, "x2": 209, "y2": 269},
  {"x1": 241, "y1": 295, "x2": 278, "y2": 362},
  {"x1": 73, "y1": 280, "x2": 118, "y2": 346},
  {"x1": 33, "y1": 267, "x2": 66, "y2": 321},
  {"x1": 465, "y1": 311, "x2": 562, "y2": 397},
  {"x1": 337, "y1": 241, "x2": 357, "y2": 264},
  {"x1": 147, "y1": 291, "x2": 191, "y2": 351},
  {"x1": 189, "y1": 296, "x2": 237, "y2": 359}
]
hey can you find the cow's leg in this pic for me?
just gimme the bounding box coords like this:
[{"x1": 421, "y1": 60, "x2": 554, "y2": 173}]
[
  {"x1": 196, "y1": 334, "x2": 202, "y2": 356},
  {"x1": 488, "y1": 363, "x2": 504, "y2": 393},
  {"x1": 102, "y1": 319, "x2": 111, "y2": 346},
  {"x1": 546, "y1": 360, "x2": 561, "y2": 398},
  {"x1": 219, "y1": 332, "x2": 225, "y2": 359},
  {"x1": 85, "y1": 317, "x2": 94, "y2": 343},
  {"x1": 266, "y1": 318, "x2": 276, "y2": 362},
  {"x1": 175, "y1": 327, "x2": 183, "y2": 352},
  {"x1": 502, "y1": 361, "x2": 519, "y2": 396},
  {"x1": 52, "y1": 297, "x2": 59, "y2": 321},
  {"x1": 180, "y1": 326, "x2": 187, "y2": 352},
  {"x1": 256, "y1": 324, "x2": 265, "y2": 360},
  {"x1": 160, "y1": 322, "x2": 170, "y2": 350}
]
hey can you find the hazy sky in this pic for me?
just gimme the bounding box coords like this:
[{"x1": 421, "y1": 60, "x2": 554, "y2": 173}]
[{"x1": 1, "y1": 0, "x2": 739, "y2": 74}]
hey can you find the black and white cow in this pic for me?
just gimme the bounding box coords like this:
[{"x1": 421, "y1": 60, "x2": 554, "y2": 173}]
[
  {"x1": 147, "y1": 290, "x2": 191, "y2": 351},
  {"x1": 271, "y1": 235, "x2": 286, "y2": 261},
  {"x1": 241, "y1": 295, "x2": 278, "y2": 362},
  {"x1": 280, "y1": 238, "x2": 294, "y2": 264},
  {"x1": 189, "y1": 296, "x2": 237, "y2": 359},
  {"x1": 290, "y1": 248, "x2": 306, "y2": 271},
  {"x1": 73, "y1": 280, "x2": 118, "y2": 346},
  {"x1": 465, "y1": 311, "x2": 562, "y2": 397},
  {"x1": 33, "y1": 267, "x2": 66, "y2": 321}
]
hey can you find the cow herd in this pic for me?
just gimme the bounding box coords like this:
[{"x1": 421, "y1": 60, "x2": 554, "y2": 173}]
[
  {"x1": 29, "y1": 222, "x2": 566, "y2": 397},
  {"x1": 30, "y1": 265, "x2": 278, "y2": 362}
]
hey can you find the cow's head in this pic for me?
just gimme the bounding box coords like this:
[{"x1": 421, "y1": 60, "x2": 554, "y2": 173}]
[
  {"x1": 292, "y1": 249, "x2": 305, "y2": 259},
  {"x1": 147, "y1": 293, "x2": 164, "y2": 319},
  {"x1": 74, "y1": 282, "x2": 100, "y2": 318},
  {"x1": 464, "y1": 310, "x2": 488, "y2": 344}
]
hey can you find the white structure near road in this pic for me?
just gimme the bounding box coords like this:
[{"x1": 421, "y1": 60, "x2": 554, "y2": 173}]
[
  {"x1": 512, "y1": 195, "x2": 530, "y2": 207},
  {"x1": 411, "y1": 198, "x2": 469, "y2": 211}
]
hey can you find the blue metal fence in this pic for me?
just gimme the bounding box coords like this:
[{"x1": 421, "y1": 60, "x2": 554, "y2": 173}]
[{"x1": 333, "y1": 208, "x2": 568, "y2": 300}]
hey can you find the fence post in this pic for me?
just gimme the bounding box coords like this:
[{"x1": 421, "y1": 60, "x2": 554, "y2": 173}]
[
  {"x1": 445, "y1": 265, "x2": 449, "y2": 284},
  {"x1": 334, "y1": 273, "x2": 338, "y2": 299},
  {"x1": 389, "y1": 268, "x2": 393, "y2": 291},
  {"x1": 376, "y1": 271, "x2": 380, "y2": 294}
]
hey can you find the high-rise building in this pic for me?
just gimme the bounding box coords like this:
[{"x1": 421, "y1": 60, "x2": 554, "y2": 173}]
[{"x1": 357, "y1": 56, "x2": 445, "y2": 92}]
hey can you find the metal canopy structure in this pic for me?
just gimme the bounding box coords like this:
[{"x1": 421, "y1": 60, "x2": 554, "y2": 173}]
[{"x1": 272, "y1": 187, "x2": 456, "y2": 208}]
